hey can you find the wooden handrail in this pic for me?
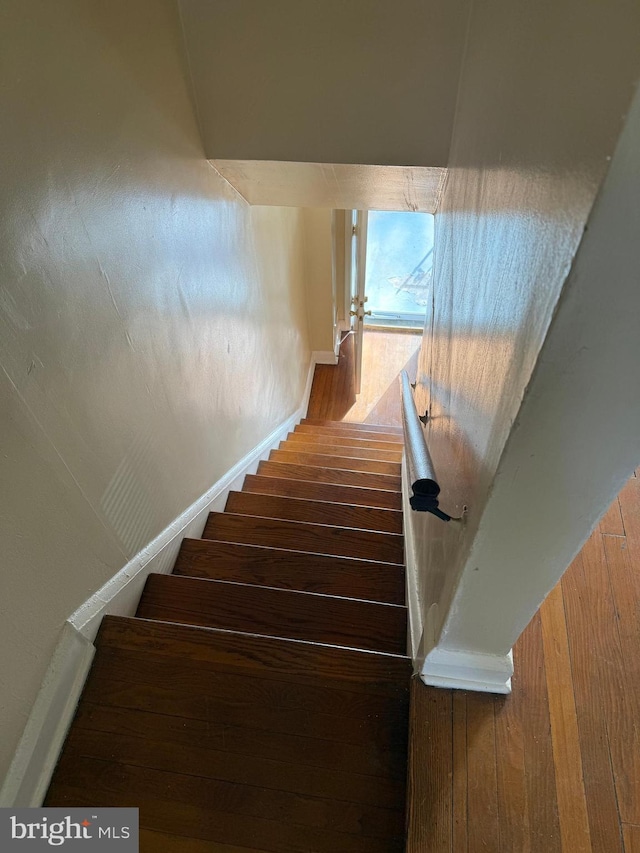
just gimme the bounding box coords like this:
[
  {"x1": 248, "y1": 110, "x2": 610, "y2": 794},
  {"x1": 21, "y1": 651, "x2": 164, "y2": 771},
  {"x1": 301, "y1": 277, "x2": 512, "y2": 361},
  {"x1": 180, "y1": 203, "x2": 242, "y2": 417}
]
[{"x1": 400, "y1": 370, "x2": 455, "y2": 522}]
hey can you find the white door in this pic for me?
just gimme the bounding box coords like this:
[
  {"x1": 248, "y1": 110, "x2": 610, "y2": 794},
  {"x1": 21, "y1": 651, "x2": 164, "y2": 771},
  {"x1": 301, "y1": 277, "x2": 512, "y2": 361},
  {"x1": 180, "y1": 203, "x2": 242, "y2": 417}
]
[{"x1": 348, "y1": 210, "x2": 369, "y2": 394}]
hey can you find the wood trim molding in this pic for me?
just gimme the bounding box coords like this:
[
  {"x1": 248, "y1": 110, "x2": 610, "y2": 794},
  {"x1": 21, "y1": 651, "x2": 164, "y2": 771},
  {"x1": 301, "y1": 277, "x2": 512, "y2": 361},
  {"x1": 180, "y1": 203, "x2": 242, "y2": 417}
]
[{"x1": 420, "y1": 646, "x2": 513, "y2": 694}]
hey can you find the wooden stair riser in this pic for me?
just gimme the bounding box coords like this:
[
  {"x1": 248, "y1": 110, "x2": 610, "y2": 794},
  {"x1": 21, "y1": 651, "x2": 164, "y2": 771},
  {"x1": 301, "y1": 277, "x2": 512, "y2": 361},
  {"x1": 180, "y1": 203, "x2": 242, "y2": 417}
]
[
  {"x1": 137, "y1": 574, "x2": 407, "y2": 654},
  {"x1": 96, "y1": 617, "x2": 412, "y2": 696},
  {"x1": 270, "y1": 449, "x2": 400, "y2": 477},
  {"x1": 242, "y1": 474, "x2": 403, "y2": 510},
  {"x1": 286, "y1": 430, "x2": 404, "y2": 454},
  {"x1": 300, "y1": 418, "x2": 403, "y2": 436},
  {"x1": 278, "y1": 439, "x2": 402, "y2": 463},
  {"x1": 225, "y1": 491, "x2": 403, "y2": 534},
  {"x1": 173, "y1": 539, "x2": 406, "y2": 605},
  {"x1": 203, "y1": 512, "x2": 404, "y2": 564},
  {"x1": 257, "y1": 460, "x2": 401, "y2": 491},
  {"x1": 48, "y1": 770, "x2": 405, "y2": 853}
]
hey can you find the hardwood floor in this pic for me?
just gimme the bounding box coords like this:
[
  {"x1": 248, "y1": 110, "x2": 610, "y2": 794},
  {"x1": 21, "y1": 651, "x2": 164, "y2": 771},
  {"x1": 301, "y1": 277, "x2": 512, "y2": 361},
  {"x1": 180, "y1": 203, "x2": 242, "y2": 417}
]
[
  {"x1": 407, "y1": 482, "x2": 640, "y2": 853},
  {"x1": 315, "y1": 330, "x2": 640, "y2": 852},
  {"x1": 307, "y1": 329, "x2": 420, "y2": 426}
]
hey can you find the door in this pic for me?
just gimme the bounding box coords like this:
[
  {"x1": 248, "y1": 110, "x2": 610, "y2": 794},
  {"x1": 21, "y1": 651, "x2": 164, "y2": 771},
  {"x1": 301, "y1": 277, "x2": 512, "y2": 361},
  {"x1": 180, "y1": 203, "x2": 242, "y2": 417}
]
[{"x1": 348, "y1": 210, "x2": 369, "y2": 394}]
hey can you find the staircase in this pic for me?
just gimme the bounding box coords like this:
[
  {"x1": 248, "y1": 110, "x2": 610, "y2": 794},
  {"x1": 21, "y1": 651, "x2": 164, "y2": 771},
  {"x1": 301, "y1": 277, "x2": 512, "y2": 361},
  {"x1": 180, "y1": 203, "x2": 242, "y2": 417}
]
[{"x1": 45, "y1": 419, "x2": 412, "y2": 852}]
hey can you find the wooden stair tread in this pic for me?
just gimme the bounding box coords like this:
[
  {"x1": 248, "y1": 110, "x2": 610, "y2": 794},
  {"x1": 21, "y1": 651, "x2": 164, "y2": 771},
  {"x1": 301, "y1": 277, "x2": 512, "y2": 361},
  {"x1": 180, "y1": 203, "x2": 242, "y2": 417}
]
[
  {"x1": 82, "y1": 660, "x2": 410, "y2": 747},
  {"x1": 301, "y1": 418, "x2": 403, "y2": 436},
  {"x1": 242, "y1": 474, "x2": 403, "y2": 510},
  {"x1": 257, "y1": 460, "x2": 401, "y2": 491},
  {"x1": 225, "y1": 490, "x2": 403, "y2": 533},
  {"x1": 295, "y1": 425, "x2": 404, "y2": 445},
  {"x1": 286, "y1": 430, "x2": 404, "y2": 453},
  {"x1": 269, "y1": 449, "x2": 400, "y2": 476},
  {"x1": 203, "y1": 512, "x2": 404, "y2": 564},
  {"x1": 48, "y1": 765, "x2": 404, "y2": 852},
  {"x1": 71, "y1": 702, "x2": 407, "y2": 780},
  {"x1": 173, "y1": 539, "x2": 405, "y2": 604},
  {"x1": 279, "y1": 438, "x2": 402, "y2": 463},
  {"x1": 96, "y1": 616, "x2": 412, "y2": 695},
  {"x1": 136, "y1": 574, "x2": 407, "y2": 654}
]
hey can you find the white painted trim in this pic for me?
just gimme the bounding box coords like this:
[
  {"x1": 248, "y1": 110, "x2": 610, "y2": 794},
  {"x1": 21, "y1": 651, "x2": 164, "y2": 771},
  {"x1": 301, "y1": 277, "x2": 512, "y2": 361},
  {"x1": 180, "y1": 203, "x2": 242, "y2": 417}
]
[
  {"x1": 0, "y1": 624, "x2": 95, "y2": 807},
  {"x1": 0, "y1": 354, "x2": 317, "y2": 807},
  {"x1": 312, "y1": 350, "x2": 338, "y2": 365},
  {"x1": 402, "y1": 455, "x2": 423, "y2": 668},
  {"x1": 420, "y1": 646, "x2": 513, "y2": 694}
]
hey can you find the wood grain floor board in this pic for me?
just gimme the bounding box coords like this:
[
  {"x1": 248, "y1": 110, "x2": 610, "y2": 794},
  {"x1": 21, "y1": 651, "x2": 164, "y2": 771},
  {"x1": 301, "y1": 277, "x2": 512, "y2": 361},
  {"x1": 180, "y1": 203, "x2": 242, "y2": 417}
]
[
  {"x1": 623, "y1": 824, "x2": 640, "y2": 853},
  {"x1": 599, "y1": 495, "x2": 626, "y2": 536},
  {"x1": 562, "y1": 540, "x2": 625, "y2": 853},
  {"x1": 517, "y1": 611, "x2": 562, "y2": 852},
  {"x1": 540, "y1": 584, "x2": 592, "y2": 852},
  {"x1": 602, "y1": 532, "x2": 640, "y2": 826},
  {"x1": 406, "y1": 679, "x2": 453, "y2": 853},
  {"x1": 465, "y1": 692, "x2": 500, "y2": 853},
  {"x1": 452, "y1": 691, "x2": 468, "y2": 853},
  {"x1": 494, "y1": 639, "x2": 531, "y2": 853}
]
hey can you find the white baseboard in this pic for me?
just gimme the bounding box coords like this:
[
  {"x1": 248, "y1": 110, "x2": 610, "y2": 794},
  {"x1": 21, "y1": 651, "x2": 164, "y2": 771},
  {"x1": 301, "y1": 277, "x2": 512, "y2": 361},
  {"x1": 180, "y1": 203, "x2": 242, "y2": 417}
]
[
  {"x1": 312, "y1": 349, "x2": 338, "y2": 365},
  {"x1": 0, "y1": 624, "x2": 95, "y2": 807},
  {"x1": 0, "y1": 354, "x2": 317, "y2": 807},
  {"x1": 402, "y1": 456, "x2": 423, "y2": 668},
  {"x1": 420, "y1": 646, "x2": 513, "y2": 694}
]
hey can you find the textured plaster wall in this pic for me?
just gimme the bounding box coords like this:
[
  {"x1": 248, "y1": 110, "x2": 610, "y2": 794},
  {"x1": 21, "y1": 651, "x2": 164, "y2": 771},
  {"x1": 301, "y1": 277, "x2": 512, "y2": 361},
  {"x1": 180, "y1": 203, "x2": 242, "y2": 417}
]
[
  {"x1": 0, "y1": 0, "x2": 310, "y2": 783},
  {"x1": 413, "y1": 0, "x2": 640, "y2": 651}
]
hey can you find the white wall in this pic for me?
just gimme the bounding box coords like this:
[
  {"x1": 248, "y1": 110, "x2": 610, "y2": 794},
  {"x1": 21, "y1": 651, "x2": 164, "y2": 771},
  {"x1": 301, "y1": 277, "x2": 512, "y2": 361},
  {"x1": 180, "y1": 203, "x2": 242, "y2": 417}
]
[
  {"x1": 302, "y1": 209, "x2": 336, "y2": 355},
  {"x1": 412, "y1": 0, "x2": 640, "y2": 672},
  {"x1": 439, "y1": 84, "x2": 640, "y2": 655},
  {"x1": 180, "y1": 0, "x2": 470, "y2": 166},
  {"x1": 0, "y1": 0, "x2": 311, "y2": 785}
]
